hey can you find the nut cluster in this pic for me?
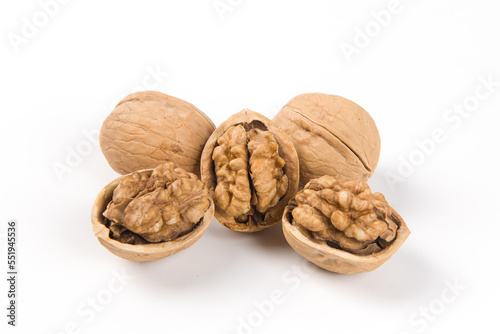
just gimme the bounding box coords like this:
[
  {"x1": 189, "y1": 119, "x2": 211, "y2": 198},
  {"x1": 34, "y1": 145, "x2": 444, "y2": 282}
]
[
  {"x1": 289, "y1": 176, "x2": 398, "y2": 255},
  {"x1": 93, "y1": 90, "x2": 409, "y2": 271},
  {"x1": 103, "y1": 162, "x2": 210, "y2": 244}
]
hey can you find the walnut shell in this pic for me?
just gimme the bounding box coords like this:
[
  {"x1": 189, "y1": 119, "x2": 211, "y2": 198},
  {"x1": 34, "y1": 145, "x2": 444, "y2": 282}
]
[
  {"x1": 99, "y1": 91, "x2": 215, "y2": 177},
  {"x1": 91, "y1": 166, "x2": 214, "y2": 262},
  {"x1": 201, "y1": 109, "x2": 299, "y2": 232},
  {"x1": 282, "y1": 176, "x2": 410, "y2": 274},
  {"x1": 273, "y1": 93, "x2": 381, "y2": 187}
]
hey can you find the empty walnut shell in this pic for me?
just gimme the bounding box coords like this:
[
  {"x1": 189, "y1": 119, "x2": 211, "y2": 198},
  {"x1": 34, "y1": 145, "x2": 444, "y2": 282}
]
[
  {"x1": 99, "y1": 91, "x2": 215, "y2": 177},
  {"x1": 91, "y1": 167, "x2": 214, "y2": 262},
  {"x1": 273, "y1": 93, "x2": 381, "y2": 187},
  {"x1": 282, "y1": 176, "x2": 410, "y2": 274},
  {"x1": 201, "y1": 109, "x2": 299, "y2": 232}
]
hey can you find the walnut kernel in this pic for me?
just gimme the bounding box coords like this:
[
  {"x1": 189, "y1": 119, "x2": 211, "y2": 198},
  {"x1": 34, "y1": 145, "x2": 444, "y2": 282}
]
[
  {"x1": 282, "y1": 176, "x2": 410, "y2": 274},
  {"x1": 91, "y1": 162, "x2": 214, "y2": 262},
  {"x1": 201, "y1": 109, "x2": 299, "y2": 232}
]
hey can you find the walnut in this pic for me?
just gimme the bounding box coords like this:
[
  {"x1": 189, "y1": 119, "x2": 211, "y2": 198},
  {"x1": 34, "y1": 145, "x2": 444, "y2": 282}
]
[
  {"x1": 91, "y1": 162, "x2": 214, "y2": 262},
  {"x1": 99, "y1": 91, "x2": 215, "y2": 178},
  {"x1": 273, "y1": 93, "x2": 381, "y2": 186},
  {"x1": 201, "y1": 109, "x2": 299, "y2": 232},
  {"x1": 282, "y1": 176, "x2": 410, "y2": 274}
]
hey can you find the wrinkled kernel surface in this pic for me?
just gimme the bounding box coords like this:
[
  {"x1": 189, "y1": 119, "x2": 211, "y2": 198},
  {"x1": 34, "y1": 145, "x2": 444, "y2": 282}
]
[
  {"x1": 248, "y1": 129, "x2": 288, "y2": 213},
  {"x1": 103, "y1": 162, "x2": 210, "y2": 244},
  {"x1": 212, "y1": 125, "x2": 288, "y2": 224},
  {"x1": 291, "y1": 176, "x2": 398, "y2": 255}
]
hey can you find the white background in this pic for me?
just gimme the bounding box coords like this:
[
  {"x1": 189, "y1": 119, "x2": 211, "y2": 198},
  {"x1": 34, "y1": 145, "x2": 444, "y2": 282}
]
[{"x1": 1, "y1": 1, "x2": 499, "y2": 333}]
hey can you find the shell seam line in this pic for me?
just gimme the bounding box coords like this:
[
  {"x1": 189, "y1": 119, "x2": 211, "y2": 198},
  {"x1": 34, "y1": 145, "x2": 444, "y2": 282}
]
[{"x1": 285, "y1": 106, "x2": 371, "y2": 172}]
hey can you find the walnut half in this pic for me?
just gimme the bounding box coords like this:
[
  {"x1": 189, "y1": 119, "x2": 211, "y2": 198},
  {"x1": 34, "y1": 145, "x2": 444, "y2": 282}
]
[
  {"x1": 91, "y1": 162, "x2": 214, "y2": 262},
  {"x1": 282, "y1": 176, "x2": 410, "y2": 274},
  {"x1": 201, "y1": 109, "x2": 299, "y2": 232}
]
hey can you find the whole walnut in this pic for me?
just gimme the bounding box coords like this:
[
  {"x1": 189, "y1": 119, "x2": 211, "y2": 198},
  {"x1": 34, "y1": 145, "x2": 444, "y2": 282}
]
[
  {"x1": 282, "y1": 176, "x2": 410, "y2": 274},
  {"x1": 201, "y1": 109, "x2": 299, "y2": 232},
  {"x1": 273, "y1": 93, "x2": 381, "y2": 187},
  {"x1": 99, "y1": 91, "x2": 215, "y2": 177},
  {"x1": 91, "y1": 162, "x2": 214, "y2": 262}
]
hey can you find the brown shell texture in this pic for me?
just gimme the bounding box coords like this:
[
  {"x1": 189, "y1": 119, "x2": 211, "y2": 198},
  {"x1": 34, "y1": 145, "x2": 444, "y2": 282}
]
[
  {"x1": 282, "y1": 176, "x2": 410, "y2": 274},
  {"x1": 99, "y1": 91, "x2": 215, "y2": 177},
  {"x1": 201, "y1": 109, "x2": 299, "y2": 232},
  {"x1": 273, "y1": 93, "x2": 381, "y2": 187},
  {"x1": 91, "y1": 162, "x2": 214, "y2": 262}
]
